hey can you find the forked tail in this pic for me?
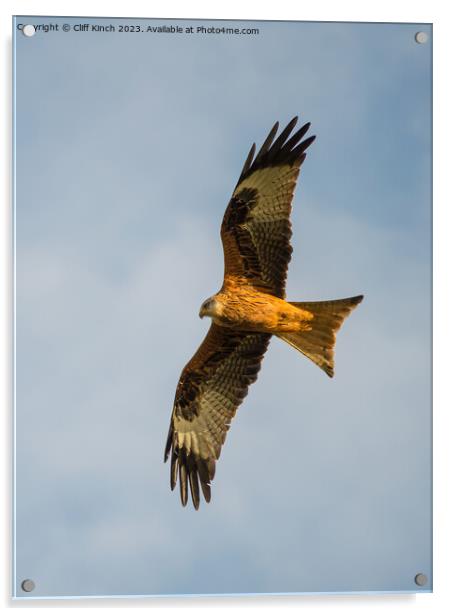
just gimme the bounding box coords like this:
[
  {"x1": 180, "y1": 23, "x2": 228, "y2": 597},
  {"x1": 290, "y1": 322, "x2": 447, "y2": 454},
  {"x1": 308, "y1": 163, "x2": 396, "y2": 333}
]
[{"x1": 277, "y1": 295, "x2": 363, "y2": 377}]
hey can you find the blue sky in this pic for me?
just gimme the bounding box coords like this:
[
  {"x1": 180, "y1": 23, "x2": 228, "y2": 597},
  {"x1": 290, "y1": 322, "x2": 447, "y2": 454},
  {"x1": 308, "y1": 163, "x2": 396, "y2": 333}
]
[{"x1": 14, "y1": 17, "x2": 432, "y2": 598}]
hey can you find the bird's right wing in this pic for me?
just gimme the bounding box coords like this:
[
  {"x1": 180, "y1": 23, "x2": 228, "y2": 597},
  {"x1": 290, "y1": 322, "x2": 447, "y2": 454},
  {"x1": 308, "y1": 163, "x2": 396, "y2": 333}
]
[
  {"x1": 164, "y1": 323, "x2": 271, "y2": 509},
  {"x1": 221, "y1": 117, "x2": 315, "y2": 298}
]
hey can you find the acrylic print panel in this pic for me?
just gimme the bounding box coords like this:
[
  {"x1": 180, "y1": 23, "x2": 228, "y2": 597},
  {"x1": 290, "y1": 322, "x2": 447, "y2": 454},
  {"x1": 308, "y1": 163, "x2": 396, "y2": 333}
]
[{"x1": 13, "y1": 16, "x2": 432, "y2": 599}]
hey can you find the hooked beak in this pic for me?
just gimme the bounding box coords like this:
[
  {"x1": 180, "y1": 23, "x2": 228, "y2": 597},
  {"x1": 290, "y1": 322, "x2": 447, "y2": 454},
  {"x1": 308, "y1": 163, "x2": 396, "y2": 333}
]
[{"x1": 199, "y1": 299, "x2": 215, "y2": 319}]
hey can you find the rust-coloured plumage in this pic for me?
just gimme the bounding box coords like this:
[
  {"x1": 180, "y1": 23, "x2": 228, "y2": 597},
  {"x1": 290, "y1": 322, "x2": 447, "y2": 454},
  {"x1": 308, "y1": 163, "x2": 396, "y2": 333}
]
[{"x1": 164, "y1": 117, "x2": 363, "y2": 509}]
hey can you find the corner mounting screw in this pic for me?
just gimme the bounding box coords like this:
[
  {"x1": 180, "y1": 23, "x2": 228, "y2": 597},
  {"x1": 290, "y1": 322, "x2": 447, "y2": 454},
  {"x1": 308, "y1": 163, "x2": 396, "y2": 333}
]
[
  {"x1": 414, "y1": 573, "x2": 427, "y2": 586},
  {"x1": 414, "y1": 32, "x2": 428, "y2": 44},
  {"x1": 21, "y1": 578, "x2": 35, "y2": 592}
]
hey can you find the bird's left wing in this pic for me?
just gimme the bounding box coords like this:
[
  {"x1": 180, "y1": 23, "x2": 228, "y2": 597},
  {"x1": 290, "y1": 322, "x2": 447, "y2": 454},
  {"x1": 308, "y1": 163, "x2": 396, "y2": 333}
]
[{"x1": 164, "y1": 323, "x2": 271, "y2": 509}]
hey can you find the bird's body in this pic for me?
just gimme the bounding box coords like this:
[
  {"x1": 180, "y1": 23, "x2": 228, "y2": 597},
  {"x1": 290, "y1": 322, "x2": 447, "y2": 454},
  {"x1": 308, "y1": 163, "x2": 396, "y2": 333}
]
[
  {"x1": 203, "y1": 276, "x2": 314, "y2": 334},
  {"x1": 164, "y1": 117, "x2": 363, "y2": 509}
]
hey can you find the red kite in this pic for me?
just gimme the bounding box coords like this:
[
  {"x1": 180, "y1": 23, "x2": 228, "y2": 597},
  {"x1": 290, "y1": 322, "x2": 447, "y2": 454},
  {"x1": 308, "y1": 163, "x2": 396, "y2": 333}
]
[{"x1": 164, "y1": 117, "x2": 363, "y2": 509}]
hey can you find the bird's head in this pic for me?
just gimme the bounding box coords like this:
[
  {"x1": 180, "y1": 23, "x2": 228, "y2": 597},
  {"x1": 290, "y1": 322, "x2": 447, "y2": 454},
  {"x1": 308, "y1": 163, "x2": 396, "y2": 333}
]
[{"x1": 199, "y1": 296, "x2": 222, "y2": 319}]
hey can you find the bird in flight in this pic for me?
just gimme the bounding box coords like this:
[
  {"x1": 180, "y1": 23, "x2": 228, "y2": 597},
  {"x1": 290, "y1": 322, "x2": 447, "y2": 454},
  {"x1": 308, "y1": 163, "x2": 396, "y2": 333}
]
[{"x1": 164, "y1": 117, "x2": 363, "y2": 509}]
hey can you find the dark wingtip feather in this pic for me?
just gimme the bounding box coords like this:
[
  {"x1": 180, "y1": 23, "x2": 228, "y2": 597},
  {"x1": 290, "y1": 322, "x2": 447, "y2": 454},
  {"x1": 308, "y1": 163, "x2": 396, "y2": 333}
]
[
  {"x1": 253, "y1": 121, "x2": 279, "y2": 164},
  {"x1": 267, "y1": 117, "x2": 299, "y2": 158},
  {"x1": 240, "y1": 143, "x2": 256, "y2": 179},
  {"x1": 207, "y1": 459, "x2": 216, "y2": 481},
  {"x1": 197, "y1": 458, "x2": 212, "y2": 503},
  {"x1": 304, "y1": 134, "x2": 316, "y2": 148},
  {"x1": 281, "y1": 122, "x2": 311, "y2": 153},
  {"x1": 201, "y1": 483, "x2": 211, "y2": 503},
  {"x1": 164, "y1": 423, "x2": 173, "y2": 462},
  {"x1": 188, "y1": 466, "x2": 200, "y2": 511},
  {"x1": 179, "y1": 456, "x2": 188, "y2": 506},
  {"x1": 238, "y1": 117, "x2": 315, "y2": 182},
  {"x1": 297, "y1": 134, "x2": 316, "y2": 152},
  {"x1": 288, "y1": 135, "x2": 316, "y2": 163},
  {"x1": 170, "y1": 449, "x2": 178, "y2": 490}
]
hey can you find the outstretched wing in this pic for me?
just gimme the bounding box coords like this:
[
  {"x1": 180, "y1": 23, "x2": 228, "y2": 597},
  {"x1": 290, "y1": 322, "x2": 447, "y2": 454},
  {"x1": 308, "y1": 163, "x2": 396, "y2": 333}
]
[
  {"x1": 164, "y1": 324, "x2": 271, "y2": 509},
  {"x1": 221, "y1": 117, "x2": 315, "y2": 298}
]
